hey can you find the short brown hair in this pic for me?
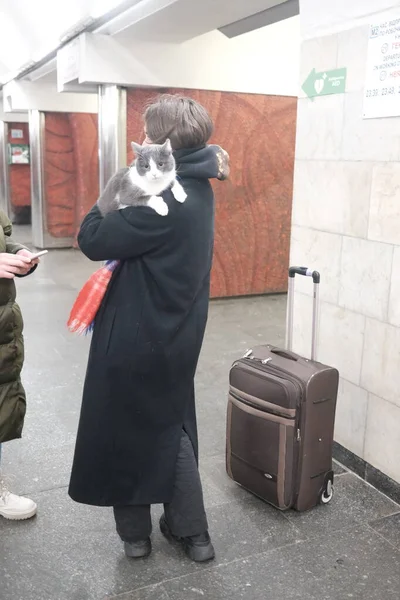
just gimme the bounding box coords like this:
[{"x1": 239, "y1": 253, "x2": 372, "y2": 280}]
[{"x1": 144, "y1": 94, "x2": 214, "y2": 150}]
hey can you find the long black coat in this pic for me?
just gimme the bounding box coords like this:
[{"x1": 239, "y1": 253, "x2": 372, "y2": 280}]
[{"x1": 69, "y1": 146, "x2": 225, "y2": 507}]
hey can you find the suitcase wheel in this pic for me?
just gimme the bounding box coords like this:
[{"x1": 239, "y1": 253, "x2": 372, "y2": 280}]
[{"x1": 319, "y1": 479, "x2": 334, "y2": 505}]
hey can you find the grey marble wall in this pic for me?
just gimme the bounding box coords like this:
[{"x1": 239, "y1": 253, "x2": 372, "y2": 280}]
[{"x1": 290, "y1": 25, "x2": 400, "y2": 483}]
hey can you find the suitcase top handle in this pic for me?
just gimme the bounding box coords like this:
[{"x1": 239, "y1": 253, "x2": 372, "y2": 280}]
[
  {"x1": 289, "y1": 266, "x2": 320, "y2": 284},
  {"x1": 287, "y1": 266, "x2": 320, "y2": 361},
  {"x1": 270, "y1": 347, "x2": 298, "y2": 362}
]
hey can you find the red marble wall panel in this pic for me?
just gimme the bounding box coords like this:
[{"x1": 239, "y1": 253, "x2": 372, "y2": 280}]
[
  {"x1": 44, "y1": 113, "x2": 75, "y2": 237},
  {"x1": 69, "y1": 113, "x2": 99, "y2": 226},
  {"x1": 126, "y1": 88, "x2": 297, "y2": 298},
  {"x1": 43, "y1": 112, "x2": 99, "y2": 239},
  {"x1": 8, "y1": 122, "x2": 31, "y2": 209}
]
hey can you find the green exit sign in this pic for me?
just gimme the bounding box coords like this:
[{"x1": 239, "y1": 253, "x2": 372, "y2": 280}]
[{"x1": 302, "y1": 68, "x2": 347, "y2": 100}]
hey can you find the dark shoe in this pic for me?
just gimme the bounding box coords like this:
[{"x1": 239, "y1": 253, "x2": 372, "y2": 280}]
[
  {"x1": 124, "y1": 538, "x2": 152, "y2": 558},
  {"x1": 159, "y1": 515, "x2": 215, "y2": 563}
]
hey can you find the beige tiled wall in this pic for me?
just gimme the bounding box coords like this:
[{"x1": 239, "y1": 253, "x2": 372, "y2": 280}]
[{"x1": 290, "y1": 25, "x2": 400, "y2": 483}]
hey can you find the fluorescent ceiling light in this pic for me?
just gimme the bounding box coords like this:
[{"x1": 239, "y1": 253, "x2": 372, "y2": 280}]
[{"x1": 90, "y1": 0, "x2": 128, "y2": 19}]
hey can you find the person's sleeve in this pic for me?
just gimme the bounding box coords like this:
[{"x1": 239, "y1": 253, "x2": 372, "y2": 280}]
[
  {"x1": 78, "y1": 204, "x2": 172, "y2": 261},
  {"x1": 15, "y1": 264, "x2": 38, "y2": 278},
  {"x1": 6, "y1": 237, "x2": 38, "y2": 278},
  {"x1": 5, "y1": 237, "x2": 26, "y2": 255}
]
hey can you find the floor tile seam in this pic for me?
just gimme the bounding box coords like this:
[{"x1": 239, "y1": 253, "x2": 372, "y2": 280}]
[
  {"x1": 21, "y1": 483, "x2": 69, "y2": 497},
  {"x1": 282, "y1": 517, "x2": 376, "y2": 546},
  {"x1": 284, "y1": 523, "x2": 348, "y2": 544},
  {"x1": 365, "y1": 520, "x2": 400, "y2": 553},
  {"x1": 305, "y1": 520, "x2": 398, "y2": 555},
  {"x1": 115, "y1": 521, "x2": 393, "y2": 599},
  {"x1": 360, "y1": 504, "x2": 400, "y2": 518},
  {"x1": 205, "y1": 497, "x2": 250, "y2": 511},
  {"x1": 110, "y1": 537, "x2": 307, "y2": 598},
  {"x1": 277, "y1": 508, "x2": 307, "y2": 536},
  {"x1": 324, "y1": 472, "x2": 400, "y2": 513},
  {"x1": 335, "y1": 500, "x2": 400, "y2": 525},
  {"x1": 337, "y1": 472, "x2": 400, "y2": 509},
  {"x1": 106, "y1": 583, "x2": 171, "y2": 600},
  {"x1": 343, "y1": 488, "x2": 400, "y2": 521}
]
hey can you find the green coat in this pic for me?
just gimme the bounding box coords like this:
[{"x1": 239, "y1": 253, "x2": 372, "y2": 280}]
[{"x1": 0, "y1": 211, "x2": 28, "y2": 443}]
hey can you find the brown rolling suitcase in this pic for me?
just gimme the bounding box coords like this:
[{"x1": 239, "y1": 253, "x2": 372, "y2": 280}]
[{"x1": 226, "y1": 267, "x2": 339, "y2": 512}]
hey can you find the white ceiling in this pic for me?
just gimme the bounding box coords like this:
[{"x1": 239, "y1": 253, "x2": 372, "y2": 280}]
[
  {"x1": 0, "y1": 0, "x2": 130, "y2": 84},
  {"x1": 100, "y1": 0, "x2": 289, "y2": 43},
  {"x1": 0, "y1": 0, "x2": 290, "y2": 85}
]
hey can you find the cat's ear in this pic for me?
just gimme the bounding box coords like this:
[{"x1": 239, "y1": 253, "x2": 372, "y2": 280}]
[
  {"x1": 162, "y1": 138, "x2": 172, "y2": 153},
  {"x1": 131, "y1": 142, "x2": 143, "y2": 156}
]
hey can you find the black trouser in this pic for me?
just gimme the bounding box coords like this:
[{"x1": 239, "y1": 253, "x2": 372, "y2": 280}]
[{"x1": 113, "y1": 430, "x2": 208, "y2": 542}]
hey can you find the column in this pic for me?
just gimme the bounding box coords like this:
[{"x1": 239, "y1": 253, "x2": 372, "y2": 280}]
[
  {"x1": 98, "y1": 85, "x2": 127, "y2": 193},
  {"x1": 30, "y1": 110, "x2": 76, "y2": 249},
  {"x1": 0, "y1": 121, "x2": 11, "y2": 217}
]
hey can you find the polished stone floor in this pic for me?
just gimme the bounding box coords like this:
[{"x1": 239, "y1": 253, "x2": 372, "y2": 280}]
[{"x1": 0, "y1": 230, "x2": 399, "y2": 600}]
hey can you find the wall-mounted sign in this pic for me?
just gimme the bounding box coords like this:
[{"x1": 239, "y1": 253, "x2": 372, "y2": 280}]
[
  {"x1": 8, "y1": 144, "x2": 30, "y2": 164},
  {"x1": 364, "y1": 17, "x2": 400, "y2": 119},
  {"x1": 11, "y1": 129, "x2": 23, "y2": 139},
  {"x1": 302, "y1": 68, "x2": 347, "y2": 100}
]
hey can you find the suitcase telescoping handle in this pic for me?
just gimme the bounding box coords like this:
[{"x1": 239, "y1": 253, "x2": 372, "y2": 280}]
[{"x1": 286, "y1": 267, "x2": 320, "y2": 361}]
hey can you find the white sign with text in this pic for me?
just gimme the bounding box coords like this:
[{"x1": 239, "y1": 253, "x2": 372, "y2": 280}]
[{"x1": 364, "y1": 16, "x2": 400, "y2": 119}]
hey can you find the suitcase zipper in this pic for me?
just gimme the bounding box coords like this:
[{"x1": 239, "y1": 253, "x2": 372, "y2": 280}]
[
  {"x1": 235, "y1": 359, "x2": 304, "y2": 406},
  {"x1": 231, "y1": 361, "x2": 300, "y2": 409},
  {"x1": 239, "y1": 359, "x2": 304, "y2": 439},
  {"x1": 246, "y1": 359, "x2": 306, "y2": 504},
  {"x1": 233, "y1": 357, "x2": 304, "y2": 507},
  {"x1": 229, "y1": 390, "x2": 296, "y2": 420}
]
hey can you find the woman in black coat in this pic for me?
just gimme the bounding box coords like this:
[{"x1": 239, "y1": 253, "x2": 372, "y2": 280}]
[{"x1": 69, "y1": 95, "x2": 229, "y2": 562}]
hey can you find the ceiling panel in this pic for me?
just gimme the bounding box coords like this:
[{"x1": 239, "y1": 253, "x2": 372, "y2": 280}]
[
  {"x1": 110, "y1": 0, "x2": 288, "y2": 43},
  {"x1": 0, "y1": 0, "x2": 289, "y2": 85},
  {"x1": 219, "y1": 0, "x2": 299, "y2": 38},
  {"x1": 0, "y1": 0, "x2": 129, "y2": 83}
]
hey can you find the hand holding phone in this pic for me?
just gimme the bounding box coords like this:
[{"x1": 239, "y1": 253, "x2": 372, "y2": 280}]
[
  {"x1": 29, "y1": 250, "x2": 48, "y2": 260},
  {"x1": 15, "y1": 248, "x2": 47, "y2": 276}
]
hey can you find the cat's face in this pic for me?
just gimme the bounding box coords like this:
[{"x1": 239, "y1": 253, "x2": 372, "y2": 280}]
[{"x1": 131, "y1": 139, "x2": 175, "y2": 182}]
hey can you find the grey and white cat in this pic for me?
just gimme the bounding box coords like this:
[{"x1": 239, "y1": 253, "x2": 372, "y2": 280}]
[{"x1": 97, "y1": 139, "x2": 187, "y2": 217}]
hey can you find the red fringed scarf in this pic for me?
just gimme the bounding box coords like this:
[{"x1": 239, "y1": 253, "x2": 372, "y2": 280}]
[{"x1": 67, "y1": 260, "x2": 119, "y2": 334}]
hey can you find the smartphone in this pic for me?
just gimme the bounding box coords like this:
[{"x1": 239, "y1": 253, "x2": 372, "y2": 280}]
[{"x1": 29, "y1": 250, "x2": 48, "y2": 260}]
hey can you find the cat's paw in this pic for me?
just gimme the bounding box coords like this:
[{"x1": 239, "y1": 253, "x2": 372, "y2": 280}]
[
  {"x1": 172, "y1": 183, "x2": 187, "y2": 203},
  {"x1": 148, "y1": 196, "x2": 169, "y2": 216}
]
